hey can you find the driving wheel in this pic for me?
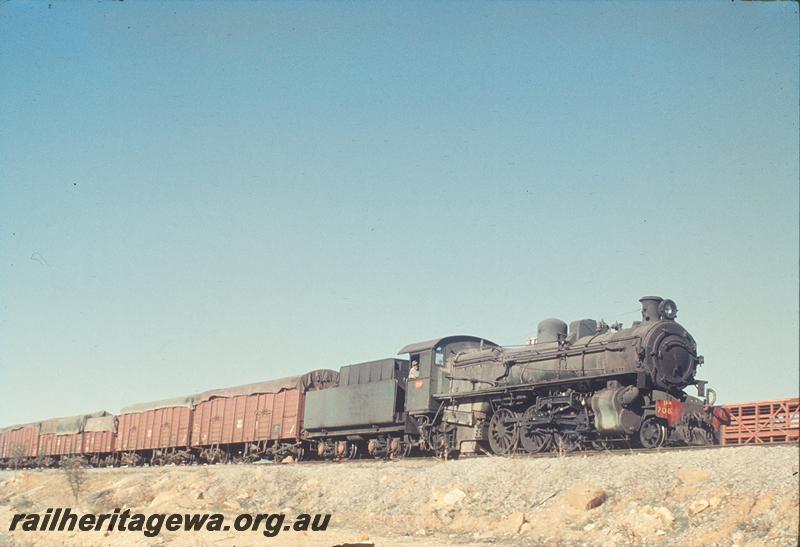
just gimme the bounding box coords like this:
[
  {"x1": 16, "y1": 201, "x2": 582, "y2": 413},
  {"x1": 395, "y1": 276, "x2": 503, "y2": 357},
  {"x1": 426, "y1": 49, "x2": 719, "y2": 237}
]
[
  {"x1": 554, "y1": 432, "x2": 581, "y2": 453},
  {"x1": 519, "y1": 407, "x2": 551, "y2": 453},
  {"x1": 488, "y1": 408, "x2": 519, "y2": 455}
]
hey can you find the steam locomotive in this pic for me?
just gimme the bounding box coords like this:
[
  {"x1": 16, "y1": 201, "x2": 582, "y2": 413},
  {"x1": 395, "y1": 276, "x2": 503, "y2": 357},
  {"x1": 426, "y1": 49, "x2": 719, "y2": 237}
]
[
  {"x1": 0, "y1": 295, "x2": 727, "y2": 467},
  {"x1": 304, "y1": 295, "x2": 726, "y2": 458}
]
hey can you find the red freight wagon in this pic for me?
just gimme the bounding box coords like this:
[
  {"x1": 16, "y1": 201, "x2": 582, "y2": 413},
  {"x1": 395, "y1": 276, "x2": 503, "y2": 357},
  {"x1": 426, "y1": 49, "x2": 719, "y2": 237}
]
[
  {"x1": 0, "y1": 427, "x2": 9, "y2": 461},
  {"x1": 38, "y1": 431, "x2": 81, "y2": 458},
  {"x1": 191, "y1": 369, "x2": 338, "y2": 462},
  {"x1": 721, "y1": 397, "x2": 799, "y2": 446},
  {"x1": 38, "y1": 412, "x2": 109, "y2": 458},
  {"x1": 117, "y1": 396, "x2": 194, "y2": 464},
  {"x1": 82, "y1": 415, "x2": 117, "y2": 455},
  {"x1": 1, "y1": 423, "x2": 40, "y2": 459}
]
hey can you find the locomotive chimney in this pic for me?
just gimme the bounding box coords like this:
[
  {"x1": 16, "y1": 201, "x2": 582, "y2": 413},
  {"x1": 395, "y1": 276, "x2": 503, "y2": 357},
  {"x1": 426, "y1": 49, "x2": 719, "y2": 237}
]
[{"x1": 639, "y1": 296, "x2": 663, "y2": 322}]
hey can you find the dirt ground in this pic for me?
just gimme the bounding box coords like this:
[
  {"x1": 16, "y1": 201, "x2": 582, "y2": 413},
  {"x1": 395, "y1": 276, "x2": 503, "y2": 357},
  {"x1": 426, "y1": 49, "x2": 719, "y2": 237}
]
[{"x1": 1, "y1": 444, "x2": 797, "y2": 546}]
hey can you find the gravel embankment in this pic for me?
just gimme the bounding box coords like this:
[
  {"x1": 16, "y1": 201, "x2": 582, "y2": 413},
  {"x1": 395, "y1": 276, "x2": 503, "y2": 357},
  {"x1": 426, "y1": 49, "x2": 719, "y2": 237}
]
[{"x1": 1, "y1": 444, "x2": 797, "y2": 546}]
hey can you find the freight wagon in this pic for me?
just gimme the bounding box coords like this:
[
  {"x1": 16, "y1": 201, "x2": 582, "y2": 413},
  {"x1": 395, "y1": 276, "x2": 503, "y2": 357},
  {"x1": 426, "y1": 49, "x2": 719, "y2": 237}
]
[
  {"x1": 721, "y1": 398, "x2": 799, "y2": 445},
  {"x1": 191, "y1": 369, "x2": 338, "y2": 462},
  {"x1": 1, "y1": 423, "x2": 40, "y2": 462},
  {"x1": 82, "y1": 414, "x2": 118, "y2": 465},
  {"x1": 0, "y1": 427, "x2": 9, "y2": 463},
  {"x1": 116, "y1": 396, "x2": 195, "y2": 466},
  {"x1": 37, "y1": 412, "x2": 110, "y2": 462}
]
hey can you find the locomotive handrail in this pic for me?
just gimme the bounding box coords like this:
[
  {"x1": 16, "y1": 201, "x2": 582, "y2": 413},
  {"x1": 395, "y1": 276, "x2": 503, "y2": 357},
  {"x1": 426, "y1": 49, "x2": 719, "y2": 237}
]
[
  {"x1": 504, "y1": 344, "x2": 624, "y2": 367},
  {"x1": 452, "y1": 335, "x2": 639, "y2": 368},
  {"x1": 443, "y1": 373, "x2": 498, "y2": 387},
  {"x1": 434, "y1": 364, "x2": 638, "y2": 398}
]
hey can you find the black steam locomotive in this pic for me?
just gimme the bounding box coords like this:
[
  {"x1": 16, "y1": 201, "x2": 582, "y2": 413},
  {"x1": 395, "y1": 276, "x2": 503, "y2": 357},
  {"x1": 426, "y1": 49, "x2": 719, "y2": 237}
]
[{"x1": 304, "y1": 296, "x2": 725, "y2": 458}]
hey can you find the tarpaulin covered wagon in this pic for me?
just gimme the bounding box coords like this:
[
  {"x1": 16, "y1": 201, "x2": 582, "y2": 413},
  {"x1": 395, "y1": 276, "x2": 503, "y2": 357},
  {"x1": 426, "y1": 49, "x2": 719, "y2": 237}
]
[
  {"x1": 82, "y1": 414, "x2": 118, "y2": 465},
  {"x1": 116, "y1": 396, "x2": 195, "y2": 465},
  {"x1": 191, "y1": 369, "x2": 338, "y2": 462},
  {"x1": 38, "y1": 411, "x2": 109, "y2": 459},
  {"x1": 1, "y1": 423, "x2": 40, "y2": 461}
]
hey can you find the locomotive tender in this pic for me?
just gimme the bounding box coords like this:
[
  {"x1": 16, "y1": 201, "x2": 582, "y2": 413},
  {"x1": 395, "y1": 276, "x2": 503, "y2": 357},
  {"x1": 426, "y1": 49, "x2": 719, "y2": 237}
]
[
  {"x1": 304, "y1": 295, "x2": 723, "y2": 458},
  {"x1": 0, "y1": 295, "x2": 725, "y2": 467}
]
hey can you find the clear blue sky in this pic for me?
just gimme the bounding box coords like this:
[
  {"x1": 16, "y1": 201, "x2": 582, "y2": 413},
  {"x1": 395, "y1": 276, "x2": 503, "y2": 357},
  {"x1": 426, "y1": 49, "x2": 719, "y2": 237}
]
[{"x1": 1, "y1": 1, "x2": 797, "y2": 426}]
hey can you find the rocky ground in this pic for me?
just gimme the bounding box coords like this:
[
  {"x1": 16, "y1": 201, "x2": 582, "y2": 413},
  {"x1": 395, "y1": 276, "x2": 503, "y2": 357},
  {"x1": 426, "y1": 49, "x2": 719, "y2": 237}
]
[{"x1": 0, "y1": 444, "x2": 797, "y2": 546}]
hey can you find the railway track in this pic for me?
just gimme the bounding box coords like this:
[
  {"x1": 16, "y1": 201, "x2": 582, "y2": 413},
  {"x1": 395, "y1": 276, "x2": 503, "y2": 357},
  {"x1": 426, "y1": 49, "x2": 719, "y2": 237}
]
[
  {"x1": 4, "y1": 440, "x2": 795, "y2": 472},
  {"x1": 496, "y1": 440, "x2": 799, "y2": 461},
  {"x1": 269, "y1": 440, "x2": 799, "y2": 466}
]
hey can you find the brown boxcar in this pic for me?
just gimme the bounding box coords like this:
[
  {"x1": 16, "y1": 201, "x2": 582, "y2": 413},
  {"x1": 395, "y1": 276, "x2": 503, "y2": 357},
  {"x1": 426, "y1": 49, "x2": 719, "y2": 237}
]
[
  {"x1": 721, "y1": 397, "x2": 799, "y2": 446},
  {"x1": 38, "y1": 412, "x2": 109, "y2": 458},
  {"x1": 82, "y1": 415, "x2": 117, "y2": 454},
  {"x1": 1, "y1": 423, "x2": 40, "y2": 459},
  {"x1": 117, "y1": 396, "x2": 194, "y2": 452},
  {"x1": 191, "y1": 370, "x2": 338, "y2": 449}
]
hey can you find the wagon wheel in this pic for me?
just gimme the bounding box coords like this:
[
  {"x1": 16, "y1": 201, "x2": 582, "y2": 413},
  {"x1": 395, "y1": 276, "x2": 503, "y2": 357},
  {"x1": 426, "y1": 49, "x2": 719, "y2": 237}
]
[
  {"x1": 403, "y1": 435, "x2": 414, "y2": 457},
  {"x1": 389, "y1": 438, "x2": 402, "y2": 459},
  {"x1": 435, "y1": 424, "x2": 458, "y2": 459},
  {"x1": 367, "y1": 439, "x2": 380, "y2": 457},
  {"x1": 638, "y1": 417, "x2": 666, "y2": 449},
  {"x1": 553, "y1": 432, "x2": 581, "y2": 453},
  {"x1": 336, "y1": 441, "x2": 349, "y2": 460},
  {"x1": 413, "y1": 415, "x2": 433, "y2": 452},
  {"x1": 488, "y1": 408, "x2": 519, "y2": 455},
  {"x1": 519, "y1": 407, "x2": 551, "y2": 453}
]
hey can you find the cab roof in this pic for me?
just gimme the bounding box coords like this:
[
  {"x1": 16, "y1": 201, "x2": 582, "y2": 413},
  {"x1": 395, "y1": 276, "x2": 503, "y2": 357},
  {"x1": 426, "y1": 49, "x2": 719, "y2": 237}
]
[{"x1": 398, "y1": 335, "x2": 498, "y2": 355}]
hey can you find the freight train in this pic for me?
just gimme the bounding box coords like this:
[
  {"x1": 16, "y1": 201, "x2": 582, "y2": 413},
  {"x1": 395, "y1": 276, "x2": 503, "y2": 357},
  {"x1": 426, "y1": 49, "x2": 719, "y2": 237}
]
[{"x1": 0, "y1": 296, "x2": 730, "y2": 468}]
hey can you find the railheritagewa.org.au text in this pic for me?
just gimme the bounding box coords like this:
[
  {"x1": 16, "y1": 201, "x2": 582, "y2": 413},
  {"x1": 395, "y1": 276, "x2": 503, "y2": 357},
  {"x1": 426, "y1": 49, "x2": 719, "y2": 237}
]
[{"x1": 9, "y1": 508, "x2": 331, "y2": 537}]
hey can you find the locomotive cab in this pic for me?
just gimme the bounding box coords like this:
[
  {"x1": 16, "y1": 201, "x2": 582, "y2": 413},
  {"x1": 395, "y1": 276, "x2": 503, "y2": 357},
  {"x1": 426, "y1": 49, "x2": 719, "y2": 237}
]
[{"x1": 398, "y1": 336, "x2": 499, "y2": 414}]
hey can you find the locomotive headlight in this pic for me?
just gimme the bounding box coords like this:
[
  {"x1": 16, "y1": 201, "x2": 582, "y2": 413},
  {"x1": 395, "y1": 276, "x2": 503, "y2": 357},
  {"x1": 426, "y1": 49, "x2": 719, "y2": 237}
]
[{"x1": 658, "y1": 299, "x2": 678, "y2": 320}]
